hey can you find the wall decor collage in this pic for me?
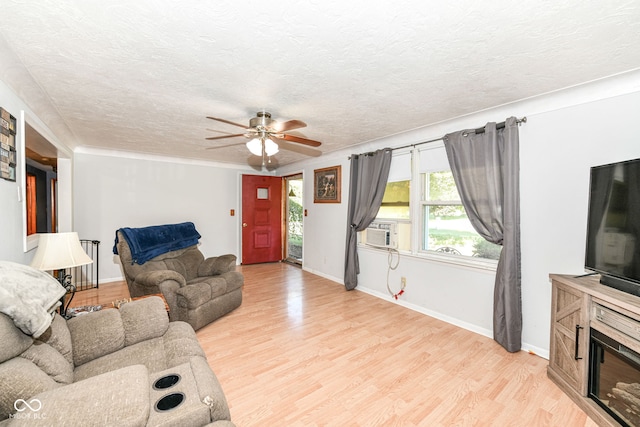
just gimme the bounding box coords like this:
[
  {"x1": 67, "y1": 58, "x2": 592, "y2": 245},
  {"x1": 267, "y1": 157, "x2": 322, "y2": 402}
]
[{"x1": 0, "y1": 107, "x2": 17, "y2": 182}]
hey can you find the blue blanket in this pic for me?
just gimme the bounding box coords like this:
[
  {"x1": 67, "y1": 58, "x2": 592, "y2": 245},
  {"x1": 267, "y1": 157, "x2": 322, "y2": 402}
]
[{"x1": 113, "y1": 222, "x2": 201, "y2": 265}]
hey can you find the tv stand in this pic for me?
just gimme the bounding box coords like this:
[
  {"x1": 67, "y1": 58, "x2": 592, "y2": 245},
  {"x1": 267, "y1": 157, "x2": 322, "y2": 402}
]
[{"x1": 548, "y1": 274, "x2": 640, "y2": 427}]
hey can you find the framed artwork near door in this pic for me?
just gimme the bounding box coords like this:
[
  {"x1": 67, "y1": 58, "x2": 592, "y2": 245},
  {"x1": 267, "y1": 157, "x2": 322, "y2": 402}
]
[{"x1": 314, "y1": 165, "x2": 341, "y2": 203}]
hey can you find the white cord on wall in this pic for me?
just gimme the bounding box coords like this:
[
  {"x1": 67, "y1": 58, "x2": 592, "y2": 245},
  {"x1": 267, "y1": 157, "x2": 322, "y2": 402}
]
[{"x1": 386, "y1": 248, "x2": 405, "y2": 299}]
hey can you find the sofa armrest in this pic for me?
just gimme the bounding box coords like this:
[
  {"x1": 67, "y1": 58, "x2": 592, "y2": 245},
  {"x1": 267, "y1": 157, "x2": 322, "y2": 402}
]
[
  {"x1": 190, "y1": 357, "x2": 232, "y2": 422},
  {"x1": 205, "y1": 421, "x2": 237, "y2": 427},
  {"x1": 7, "y1": 364, "x2": 149, "y2": 426},
  {"x1": 175, "y1": 282, "x2": 212, "y2": 309},
  {"x1": 134, "y1": 269, "x2": 186, "y2": 288},
  {"x1": 219, "y1": 271, "x2": 244, "y2": 292},
  {"x1": 198, "y1": 254, "x2": 237, "y2": 276},
  {"x1": 119, "y1": 296, "x2": 169, "y2": 346},
  {"x1": 68, "y1": 298, "x2": 169, "y2": 366}
]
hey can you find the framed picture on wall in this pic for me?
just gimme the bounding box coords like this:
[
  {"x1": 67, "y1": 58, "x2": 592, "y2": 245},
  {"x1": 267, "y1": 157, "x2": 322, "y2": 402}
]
[
  {"x1": 0, "y1": 107, "x2": 16, "y2": 182},
  {"x1": 314, "y1": 165, "x2": 341, "y2": 203}
]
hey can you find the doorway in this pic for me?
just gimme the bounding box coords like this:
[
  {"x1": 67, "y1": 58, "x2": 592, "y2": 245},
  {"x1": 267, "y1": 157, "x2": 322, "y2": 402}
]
[
  {"x1": 26, "y1": 173, "x2": 37, "y2": 235},
  {"x1": 285, "y1": 174, "x2": 303, "y2": 265},
  {"x1": 24, "y1": 120, "x2": 59, "y2": 235},
  {"x1": 241, "y1": 174, "x2": 283, "y2": 264}
]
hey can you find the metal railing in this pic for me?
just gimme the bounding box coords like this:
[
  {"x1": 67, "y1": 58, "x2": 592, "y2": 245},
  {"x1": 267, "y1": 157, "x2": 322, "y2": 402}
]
[{"x1": 70, "y1": 239, "x2": 100, "y2": 290}]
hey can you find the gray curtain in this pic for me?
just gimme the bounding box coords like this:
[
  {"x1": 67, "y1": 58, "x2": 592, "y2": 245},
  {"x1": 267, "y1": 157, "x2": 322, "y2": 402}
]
[
  {"x1": 443, "y1": 117, "x2": 521, "y2": 352},
  {"x1": 344, "y1": 149, "x2": 393, "y2": 290}
]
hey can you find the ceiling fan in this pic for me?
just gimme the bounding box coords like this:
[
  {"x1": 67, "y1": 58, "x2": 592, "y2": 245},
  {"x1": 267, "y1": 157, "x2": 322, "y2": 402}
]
[{"x1": 205, "y1": 111, "x2": 322, "y2": 158}]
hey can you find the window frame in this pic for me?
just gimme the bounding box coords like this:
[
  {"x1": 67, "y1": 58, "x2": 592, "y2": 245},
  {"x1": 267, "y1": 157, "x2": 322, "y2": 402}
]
[{"x1": 360, "y1": 143, "x2": 499, "y2": 272}]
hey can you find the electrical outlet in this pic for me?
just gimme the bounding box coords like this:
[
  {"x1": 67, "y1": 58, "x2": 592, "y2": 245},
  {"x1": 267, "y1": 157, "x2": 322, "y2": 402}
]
[{"x1": 401, "y1": 277, "x2": 406, "y2": 286}]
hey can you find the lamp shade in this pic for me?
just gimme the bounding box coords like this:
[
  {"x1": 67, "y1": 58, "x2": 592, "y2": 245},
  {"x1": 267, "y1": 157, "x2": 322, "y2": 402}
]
[
  {"x1": 30, "y1": 232, "x2": 93, "y2": 271},
  {"x1": 264, "y1": 138, "x2": 279, "y2": 156},
  {"x1": 246, "y1": 138, "x2": 263, "y2": 156}
]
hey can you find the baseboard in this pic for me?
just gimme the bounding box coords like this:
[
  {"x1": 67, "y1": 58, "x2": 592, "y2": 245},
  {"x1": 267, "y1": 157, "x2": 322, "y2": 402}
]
[
  {"x1": 296, "y1": 267, "x2": 548, "y2": 357},
  {"x1": 98, "y1": 276, "x2": 125, "y2": 284},
  {"x1": 522, "y1": 343, "x2": 549, "y2": 360},
  {"x1": 355, "y1": 284, "x2": 549, "y2": 358},
  {"x1": 301, "y1": 266, "x2": 344, "y2": 285},
  {"x1": 356, "y1": 285, "x2": 493, "y2": 338}
]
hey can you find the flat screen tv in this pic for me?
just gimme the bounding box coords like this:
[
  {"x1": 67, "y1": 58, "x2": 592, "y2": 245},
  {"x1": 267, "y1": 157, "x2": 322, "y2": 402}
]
[{"x1": 585, "y1": 157, "x2": 640, "y2": 297}]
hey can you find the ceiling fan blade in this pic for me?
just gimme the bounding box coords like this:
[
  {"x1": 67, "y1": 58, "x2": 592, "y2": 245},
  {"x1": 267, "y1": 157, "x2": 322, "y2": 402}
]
[
  {"x1": 206, "y1": 128, "x2": 238, "y2": 134},
  {"x1": 264, "y1": 158, "x2": 279, "y2": 171},
  {"x1": 274, "y1": 120, "x2": 307, "y2": 132},
  {"x1": 280, "y1": 133, "x2": 322, "y2": 147},
  {"x1": 205, "y1": 133, "x2": 246, "y2": 141},
  {"x1": 272, "y1": 137, "x2": 322, "y2": 157},
  {"x1": 205, "y1": 142, "x2": 246, "y2": 150},
  {"x1": 206, "y1": 116, "x2": 249, "y2": 129},
  {"x1": 247, "y1": 155, "x2": 279, "y2": 172}
]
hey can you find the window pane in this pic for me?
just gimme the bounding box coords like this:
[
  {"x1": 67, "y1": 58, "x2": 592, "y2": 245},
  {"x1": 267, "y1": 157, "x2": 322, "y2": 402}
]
[
  {"x1": 424, "y1": 171, "x2": 460, "y2": 201},
  {"x1": 257, "y1": 188, "x2": 269, "y2": 199},
  {"x1": 396, "y1": 222, "x2": 411, "y2": 252},
  {"x1": 422, "y1": 205, "x2": 502, "y2": 260},
  {"x1": 378, "y1": 180, "x2": 410, "y2": 219}
]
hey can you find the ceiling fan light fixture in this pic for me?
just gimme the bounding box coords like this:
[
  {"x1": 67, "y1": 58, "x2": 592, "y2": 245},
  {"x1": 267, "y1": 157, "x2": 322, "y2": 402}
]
[
  {"x1": 207, "y1": 112, "x2": 322, "y2": 160},
  {"x1": 246, "y1": 138, "x2": 263, "y2": 156},
  {"x1": 264, "y1": 138, "x2": 279, "y2": 156}
]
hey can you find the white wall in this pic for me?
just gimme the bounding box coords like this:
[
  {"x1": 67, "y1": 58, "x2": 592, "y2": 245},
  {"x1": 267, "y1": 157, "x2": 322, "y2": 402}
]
[
  {"x1": 73, "y1": 151, "x2": 248, "y2": 282},
  {"x1": 282, "y1": 70, "x2": 640, "y2": 357},
  {"x1": 0, "y1": 83, "x2": 30, "y2": 262},
  {"x1": 0, "y1": 80, "x2": 73, "y2": 263},
  {"x1": 519, "y1": 88, "x2": 640, "y2": 355},
  {"x1": 280, "y1": 156, "x2": 351, "y2": 282}
]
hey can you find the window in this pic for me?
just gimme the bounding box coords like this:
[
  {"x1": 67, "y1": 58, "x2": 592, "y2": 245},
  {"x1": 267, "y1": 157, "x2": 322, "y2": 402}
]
[
  {"x1": 363, "y1": 143, "x2": 501, "y2": 263},
  {"x1": 421, "y1": 170, "x2": 501, "y2": 259},
  {"x1": 379, "y1": 180, "x2": 410, "y2": 220},
  {"x1": 375, "y1": 151, "x2": 411, "y2": 251}
]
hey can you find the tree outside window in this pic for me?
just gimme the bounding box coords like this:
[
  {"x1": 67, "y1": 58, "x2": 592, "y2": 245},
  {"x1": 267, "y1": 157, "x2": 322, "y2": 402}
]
[
  {"x1": 422, "y1": 171, "x2": 501, "y2": 260},
  {"x1": 365, "y1": 146, "x2": 501, "y2": 261}
]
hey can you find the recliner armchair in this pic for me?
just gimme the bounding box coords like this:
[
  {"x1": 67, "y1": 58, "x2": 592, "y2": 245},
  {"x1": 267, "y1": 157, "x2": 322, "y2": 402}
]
[{"x1": 116, "y1": 231, "x2": 243, "y2": 331}]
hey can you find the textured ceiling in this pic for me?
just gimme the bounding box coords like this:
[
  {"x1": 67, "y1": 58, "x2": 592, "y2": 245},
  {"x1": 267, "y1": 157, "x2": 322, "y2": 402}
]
[{"x1": 1, "y1": 0, "x2": 640, "y2": 168}]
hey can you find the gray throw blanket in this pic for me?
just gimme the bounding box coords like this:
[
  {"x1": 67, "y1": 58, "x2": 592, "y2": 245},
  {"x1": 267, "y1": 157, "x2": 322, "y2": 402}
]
[{"x1": 0, "y1": 261, "x2": 66, "y2": 338}]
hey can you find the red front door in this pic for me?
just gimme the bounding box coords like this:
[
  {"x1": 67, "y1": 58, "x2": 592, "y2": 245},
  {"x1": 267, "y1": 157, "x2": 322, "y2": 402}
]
[{"x1": 241, "y1": 175, "x2": 283, "y2": 264}]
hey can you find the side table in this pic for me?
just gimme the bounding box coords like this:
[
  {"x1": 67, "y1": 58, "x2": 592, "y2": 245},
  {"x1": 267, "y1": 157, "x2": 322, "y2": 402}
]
[{"x1": 112, "y1": 293, "x2": 169, "y2": 312}]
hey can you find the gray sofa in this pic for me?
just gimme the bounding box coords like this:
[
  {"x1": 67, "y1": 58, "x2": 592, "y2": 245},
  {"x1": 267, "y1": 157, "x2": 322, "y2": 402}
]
[
  {"x1": 116, "y1": 230, "x2": 243, "y2": 331},
  {"x1": 0, "y1": 296, "x2": 235, "y2": 426}
]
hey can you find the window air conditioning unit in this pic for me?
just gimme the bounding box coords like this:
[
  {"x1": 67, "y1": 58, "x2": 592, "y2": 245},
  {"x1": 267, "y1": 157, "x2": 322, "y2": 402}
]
[{"x1": 364, "y1": 221, "x2": 398, "y2": 249}]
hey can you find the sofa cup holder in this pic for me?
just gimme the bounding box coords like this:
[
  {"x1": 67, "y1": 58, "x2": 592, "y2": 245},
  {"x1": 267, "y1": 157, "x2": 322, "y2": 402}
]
[
  {"x1": 153, "y1": 374, "x2": 181, "y2": 390},
  {"x1": 155, "y1": 392, "x2": 185, "y2": 412}
]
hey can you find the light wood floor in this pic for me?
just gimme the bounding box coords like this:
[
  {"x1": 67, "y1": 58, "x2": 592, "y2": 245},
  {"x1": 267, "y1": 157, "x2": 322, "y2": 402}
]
[{"x1": 73, "y1": 263, "x2": 598, "y2": 426}]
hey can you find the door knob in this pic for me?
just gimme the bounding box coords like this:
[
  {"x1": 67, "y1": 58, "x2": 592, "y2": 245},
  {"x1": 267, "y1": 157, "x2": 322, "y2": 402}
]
[{"x1": 242, "y1": 223, "x2": 247, "y2": 227}]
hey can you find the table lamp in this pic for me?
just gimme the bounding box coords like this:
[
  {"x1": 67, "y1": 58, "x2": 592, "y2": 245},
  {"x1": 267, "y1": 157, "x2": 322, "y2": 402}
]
[{"x1": 30, "y1": 232, "x2": 93, "y2": 318}]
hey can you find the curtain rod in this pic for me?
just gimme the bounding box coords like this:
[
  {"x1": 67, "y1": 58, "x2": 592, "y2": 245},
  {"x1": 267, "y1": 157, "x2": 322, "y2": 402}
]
[
  {"x1": 349, "y1": 116, "x2": 527, "y2": 159},
  {"x1": 390, "y1": 116, "x2": 527, "y2": 152}
]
